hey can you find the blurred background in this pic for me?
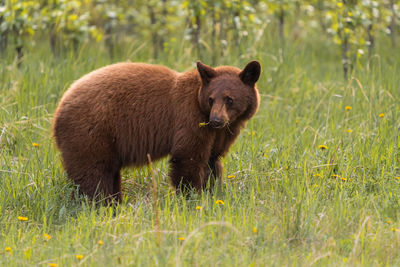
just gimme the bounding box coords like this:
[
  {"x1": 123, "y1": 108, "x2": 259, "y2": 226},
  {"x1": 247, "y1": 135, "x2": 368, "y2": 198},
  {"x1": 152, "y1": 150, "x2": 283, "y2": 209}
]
[{"x1": 0, "y1": 0, "x2": 399, "y2": 79}]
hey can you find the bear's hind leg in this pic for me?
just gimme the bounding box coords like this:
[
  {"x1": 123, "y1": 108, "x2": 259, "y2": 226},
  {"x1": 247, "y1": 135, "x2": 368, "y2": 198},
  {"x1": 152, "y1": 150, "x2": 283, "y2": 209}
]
[{"x1": 67, "y1": 162, "x2": 120, "y2": 203}]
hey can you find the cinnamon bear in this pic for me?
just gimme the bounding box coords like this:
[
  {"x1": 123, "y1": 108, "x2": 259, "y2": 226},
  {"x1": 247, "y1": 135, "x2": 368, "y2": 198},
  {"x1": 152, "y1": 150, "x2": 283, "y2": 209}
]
[{"x1": 53, "y1": 60, "x2": 261, "y2": 202}]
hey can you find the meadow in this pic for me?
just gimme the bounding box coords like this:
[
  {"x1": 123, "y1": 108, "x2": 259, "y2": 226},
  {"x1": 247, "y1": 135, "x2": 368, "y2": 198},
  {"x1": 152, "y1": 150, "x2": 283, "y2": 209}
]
[{"x1": 1, "y1": 27, "x2": 400, "y2": 266}]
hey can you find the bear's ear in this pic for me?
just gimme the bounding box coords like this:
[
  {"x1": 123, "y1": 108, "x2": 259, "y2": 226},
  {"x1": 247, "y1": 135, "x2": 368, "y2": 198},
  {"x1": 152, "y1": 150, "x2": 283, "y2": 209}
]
[
  {"x1": 239, "y1": 60, "x2": 261, "y2": 87},
  {"x1": 197, "y1": 61, "x2": 217, "y2": 85}
]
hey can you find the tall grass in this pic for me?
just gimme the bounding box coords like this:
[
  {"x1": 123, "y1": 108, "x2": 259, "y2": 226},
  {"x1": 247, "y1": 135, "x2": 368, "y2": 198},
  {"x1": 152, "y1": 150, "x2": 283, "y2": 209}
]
[{"x1": 0, "y1": 32, "x2": 399, "y2": 266}]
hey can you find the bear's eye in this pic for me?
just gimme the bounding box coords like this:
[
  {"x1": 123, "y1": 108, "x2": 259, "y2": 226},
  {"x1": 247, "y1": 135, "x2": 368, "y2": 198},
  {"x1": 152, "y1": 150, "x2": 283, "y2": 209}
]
[
  {"x1": 225, "y1": 97, "x2": 233, "y2": 106},
  {"x1": 208, "y1": 97, "x2": 214, "y2": 107}
]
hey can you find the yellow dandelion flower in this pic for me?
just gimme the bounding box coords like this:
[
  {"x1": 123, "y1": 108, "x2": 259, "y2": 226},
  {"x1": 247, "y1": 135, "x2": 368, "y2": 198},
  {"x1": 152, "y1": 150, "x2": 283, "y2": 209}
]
[
  {"x1": 68, "y1": 14, "x2": 78, "y2": 21},
  {"x1": 347, "y1": 11, "x2": 352, "y2": 16},
  {"x1": 227, "y1": 175, "x2": 235, "y2": 179},
  {"x1": 313, "y1": 173, "x2": 322, "y2": 178},
  {"x1": 44, "y1": 233, "x2": 51, "y2": 240},
  {"x1": 395, "y1": 177, "x2": 400, "y2": 180},
  {"x1": 178, "y1": 237, "x2": 185, "y2": 241},
  {"x1": 387, "y1": 220, "x2": 393, "y2": 224},
  {"x1": 98, "y1": 240, "x2": 104, "y2": 245},
  {"x1": 347, "y1": 129, "x2": 353, "y2": 133},
  {"x1": 392, "y1": 228, "x2": 400, "y2": 233},
  {"x1": 252, "y1": 227, "x2": 257, "y2": 233},
  {"x1": 76, "y1": 254, "x2": 84, "y2": 260},
  {"x1": 341, "y1": 177, "x2": 347, "y2": 181},
  {"x1": 285, "y1": 166, "x2": 289, "y2": 170},
  {"x1": 215, "y1": 200, "x2": 225, "y2": 205},
  {"x1": 18, "y1": 216, "x2": 28, "y2": 221},
  {"x1": 264, "y1": 149, "x2": 269, "y2": 159},
  {"x1": 333, "y1": 35, "x2": 341, "y2": 44},
  {"x1": 379, "y1": 113, "x2": 385, "y2": 118},
  {"x1": 318, "y1": 145, "x2": 328, "y2": 150},
  {"x1": 344, "y1": 106, "x2": 352, "y2": 111},
  {"x1": 337, "y1": 2, "x2": 343, "y2": 8},
  {"x1": 195, "y1": 206, "x2": 202, "y2": 210},
  {"x1": 5, "y1": 247, "x2": 12, "y2": 253},
  {"x1": 49, "y1": 263, "x2": 58, "y2": 267},
  {"x1": 32, "y1": 143, "x2": 39, "y2": 147}
]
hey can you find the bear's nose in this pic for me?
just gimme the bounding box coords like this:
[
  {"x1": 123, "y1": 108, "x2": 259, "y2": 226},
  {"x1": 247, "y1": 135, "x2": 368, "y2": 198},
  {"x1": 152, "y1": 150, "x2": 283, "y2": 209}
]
[{"x1": 209, "y1": 116, "x2": 225, "y2": 128}]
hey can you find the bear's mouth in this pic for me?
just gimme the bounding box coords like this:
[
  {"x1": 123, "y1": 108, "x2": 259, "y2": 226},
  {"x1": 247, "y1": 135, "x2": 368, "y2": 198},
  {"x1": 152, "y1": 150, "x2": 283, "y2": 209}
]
[{"x1": 209, "y1": 120, "x2": 227, "y2": 129}]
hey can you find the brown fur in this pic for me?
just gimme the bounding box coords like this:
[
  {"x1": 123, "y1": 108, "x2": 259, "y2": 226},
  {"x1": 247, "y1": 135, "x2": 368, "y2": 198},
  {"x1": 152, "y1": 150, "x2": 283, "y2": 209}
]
[{"x1": 53, "y1": 61, "x2": 261, "y2": 202}]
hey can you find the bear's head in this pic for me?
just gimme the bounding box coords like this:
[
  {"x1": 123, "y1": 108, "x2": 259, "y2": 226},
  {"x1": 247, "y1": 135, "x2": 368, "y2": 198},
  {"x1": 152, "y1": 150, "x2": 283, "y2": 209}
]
[{"x1": 197, "y1": 60, "x2": 261, "y2": 129}]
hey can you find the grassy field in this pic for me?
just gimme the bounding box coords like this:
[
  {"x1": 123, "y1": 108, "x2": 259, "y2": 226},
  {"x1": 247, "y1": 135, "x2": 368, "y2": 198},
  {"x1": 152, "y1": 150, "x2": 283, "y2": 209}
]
[{"x1": 1, "y1": 33, "x2": 400, "y2": 266}]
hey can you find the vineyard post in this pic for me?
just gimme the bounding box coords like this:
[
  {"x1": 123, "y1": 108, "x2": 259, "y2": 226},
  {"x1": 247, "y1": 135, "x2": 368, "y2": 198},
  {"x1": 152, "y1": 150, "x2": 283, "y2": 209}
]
[
  {"x1": 389, "y1": 0, "x2": 396, "y2": 47},
  {"x1": 211, "y1": 2, "x2": 216, "y2": 65},
  {"x1": 0, "y1": 0, "x2": 6, "y2": 54},
  {"x1": 147, "y1": 2, "x2": 159, "y2": 59},
  {"x1": 278, "y1": 0, "x2": 285, "y2": 52},
  {"x1": 195, "y1": 13, "x2": 201, "y2": 60},
  {"x1": 159, "y1": 0, "x2": 167, "y2": 52}
]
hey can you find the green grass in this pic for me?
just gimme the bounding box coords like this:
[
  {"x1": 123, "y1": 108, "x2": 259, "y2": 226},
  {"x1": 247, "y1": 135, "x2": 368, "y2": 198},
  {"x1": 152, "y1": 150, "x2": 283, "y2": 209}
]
[{"x1": 1, "y1": 33, "x2": 400, "y2": 266}]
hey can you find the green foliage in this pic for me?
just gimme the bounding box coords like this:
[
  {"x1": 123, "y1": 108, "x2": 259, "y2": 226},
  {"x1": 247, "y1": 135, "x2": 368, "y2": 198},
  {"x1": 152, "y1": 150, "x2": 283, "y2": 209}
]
[
  {"x1": 39, "y1": 0, "x2": 100, "y2": 47},
  {"x1": 0, "y1": 0, "x2": 38, "y2": 48},
  {"x1": 1, "y1": 0, "x2": 400, "y2": 74}
]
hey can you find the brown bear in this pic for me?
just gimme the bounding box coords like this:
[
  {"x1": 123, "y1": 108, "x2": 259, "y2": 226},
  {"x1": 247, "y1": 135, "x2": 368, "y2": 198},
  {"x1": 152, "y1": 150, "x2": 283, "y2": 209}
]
[{"x1": 53, "y1": 60, "x2": 261, "y2": 202}]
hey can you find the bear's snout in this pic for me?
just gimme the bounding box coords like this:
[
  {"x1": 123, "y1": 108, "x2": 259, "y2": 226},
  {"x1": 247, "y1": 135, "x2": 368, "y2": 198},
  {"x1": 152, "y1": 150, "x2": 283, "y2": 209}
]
[{"x1": 209, "y1": 116, "x2": 226, "y2": 129}]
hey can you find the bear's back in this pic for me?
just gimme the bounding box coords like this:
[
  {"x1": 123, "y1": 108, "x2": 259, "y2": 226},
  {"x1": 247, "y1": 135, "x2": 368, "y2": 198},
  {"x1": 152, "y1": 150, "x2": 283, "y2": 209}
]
[{"x1": 61, "y1": 63, "x2": 178, "y2": 104}]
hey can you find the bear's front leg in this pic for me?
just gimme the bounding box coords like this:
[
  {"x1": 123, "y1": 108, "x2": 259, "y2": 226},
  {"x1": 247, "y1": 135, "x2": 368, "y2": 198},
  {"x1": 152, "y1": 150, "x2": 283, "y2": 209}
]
[
  {"x1": 204, "y1": 156, "x2": 223, "y2": 189},
  {"x1": 169, "y1": 156, "x2": 209, "y2": 193},
  {"x1": 169, "y1": 130, "x2": 214, "y2": 193}
]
